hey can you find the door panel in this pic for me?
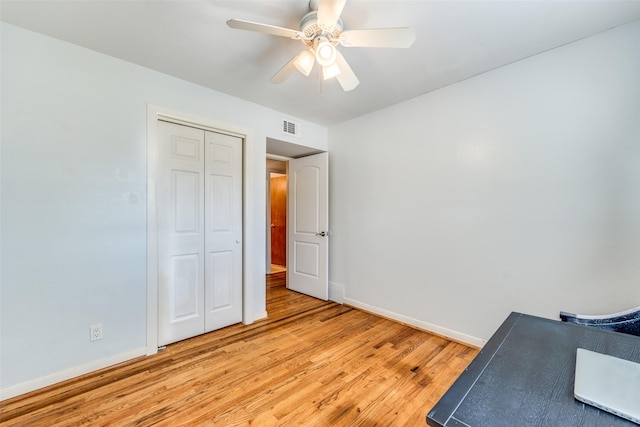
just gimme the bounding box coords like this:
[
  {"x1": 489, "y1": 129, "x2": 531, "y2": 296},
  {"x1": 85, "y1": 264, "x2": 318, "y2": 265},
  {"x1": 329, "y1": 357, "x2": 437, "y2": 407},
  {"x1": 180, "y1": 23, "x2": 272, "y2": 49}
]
[
  {"x1": 287, "y1": 152, "x2": 328, "y2": 300},
  {"x1": 293, "y1": 241, "x2": 319, "y2": 276},
  {"x1": 294, "y1": 167, "x2": 319, "y2": 232},
  {"x1": 158, "y1": 122, "x2": 206, "y2": 346},
  {"x1": 204, "y1": 131, "x2": 243, "y2": 331},
  {"x1": 171, "y1": 254, "x2": 200, "y2": 319},
  {"x1": 173, "y1": 171, "x2": 200, "y2": 232},
  {"x1": 209, "y1": 175, "x2": 233, "y2": 230},
  {"x1": 208, "y1": 250, "x2": 233, "y2": 308}
]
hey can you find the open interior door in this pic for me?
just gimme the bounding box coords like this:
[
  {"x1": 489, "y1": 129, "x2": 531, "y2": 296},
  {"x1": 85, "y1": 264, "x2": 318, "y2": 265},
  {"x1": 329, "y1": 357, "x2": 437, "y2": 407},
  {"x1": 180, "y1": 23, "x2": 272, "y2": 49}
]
[{"x1": 287, "y1": 152, "x2": 328, "y2": 300}]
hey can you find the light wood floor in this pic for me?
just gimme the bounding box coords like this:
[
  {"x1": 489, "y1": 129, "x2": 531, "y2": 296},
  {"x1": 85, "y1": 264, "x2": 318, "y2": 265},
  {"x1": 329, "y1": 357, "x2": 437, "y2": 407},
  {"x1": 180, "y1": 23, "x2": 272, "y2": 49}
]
[
  {"x1": 270, "y1": 264, "x2": 286, "y2": 273},
  {"x1": 0, "y1": 273, "x2": 478, "y2": 426}
]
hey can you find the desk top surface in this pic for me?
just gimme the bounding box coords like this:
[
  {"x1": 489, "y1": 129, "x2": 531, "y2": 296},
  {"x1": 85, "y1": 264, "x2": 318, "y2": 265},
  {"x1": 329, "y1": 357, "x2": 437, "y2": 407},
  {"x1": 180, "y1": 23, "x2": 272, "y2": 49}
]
[{"x1": 427, "y1": 312, "x2": 640, "y2": 427}]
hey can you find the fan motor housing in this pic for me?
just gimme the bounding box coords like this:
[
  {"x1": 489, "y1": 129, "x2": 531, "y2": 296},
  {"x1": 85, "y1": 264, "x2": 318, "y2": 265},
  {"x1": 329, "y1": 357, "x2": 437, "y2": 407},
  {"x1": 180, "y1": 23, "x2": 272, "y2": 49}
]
[{"x1": 300, "y1": 10, "x2": 343, "y2": 46}]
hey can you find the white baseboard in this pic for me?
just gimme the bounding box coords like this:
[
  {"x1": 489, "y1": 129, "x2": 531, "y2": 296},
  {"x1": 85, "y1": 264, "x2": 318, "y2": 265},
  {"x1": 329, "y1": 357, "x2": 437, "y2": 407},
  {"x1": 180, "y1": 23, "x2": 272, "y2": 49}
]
[
  {"x1": 329, "y1": 281, "x2": 345, "y2": 303},
  {"x1": 252, "y1": 311, "x2": 268, "y2": 322},
  {"x1": 343, "y1": 297, "x2": 486, "y2": 348},
  {"x1": 0, "y1": 347, "x2": 147, "y2": 401}
]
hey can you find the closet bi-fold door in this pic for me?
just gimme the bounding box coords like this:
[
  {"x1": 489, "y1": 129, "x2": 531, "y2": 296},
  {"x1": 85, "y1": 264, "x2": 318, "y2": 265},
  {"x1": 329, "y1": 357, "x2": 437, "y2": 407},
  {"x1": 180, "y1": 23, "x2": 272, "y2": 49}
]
[
  {"x1": 157, "y1": 121, "x2": 242, "y2": 347},
  {"x1": 203, "y1": 130, "x2": 243, "y2": 332}
]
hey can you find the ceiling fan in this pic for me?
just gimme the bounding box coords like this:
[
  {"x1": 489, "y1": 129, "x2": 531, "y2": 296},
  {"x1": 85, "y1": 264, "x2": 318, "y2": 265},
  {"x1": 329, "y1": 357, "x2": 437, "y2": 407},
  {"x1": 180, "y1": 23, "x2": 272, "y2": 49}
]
[{"x1": 227, "y1": 0, "x2": 416, "y2": 91}]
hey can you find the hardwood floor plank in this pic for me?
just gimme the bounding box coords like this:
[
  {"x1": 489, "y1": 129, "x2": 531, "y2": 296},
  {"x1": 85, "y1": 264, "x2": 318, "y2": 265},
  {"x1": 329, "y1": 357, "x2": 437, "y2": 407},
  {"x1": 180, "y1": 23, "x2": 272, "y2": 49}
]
[{"x1": 0, "y1": 274, "x2": 478, "y2": 426}]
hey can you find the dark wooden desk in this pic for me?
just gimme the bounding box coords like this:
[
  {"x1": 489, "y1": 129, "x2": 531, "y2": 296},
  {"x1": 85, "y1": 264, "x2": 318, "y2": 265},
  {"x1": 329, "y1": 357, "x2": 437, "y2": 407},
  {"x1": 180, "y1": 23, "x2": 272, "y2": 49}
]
[{"x1": 427, "y1": 312, "x2": 640, "y2": 427}]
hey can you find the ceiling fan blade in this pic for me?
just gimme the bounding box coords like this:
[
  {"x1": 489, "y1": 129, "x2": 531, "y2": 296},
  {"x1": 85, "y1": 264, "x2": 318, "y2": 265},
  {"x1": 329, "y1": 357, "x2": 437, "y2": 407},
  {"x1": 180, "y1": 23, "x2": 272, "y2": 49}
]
[
  {"x1": 317, "y1": 0, "x2": 347, "y2": 29},
  {"x1": 334, "y1": 51, "x2": 359, "y2": 91},
  {"x1": 270, "y1": 55, "x2": 299, "y2": 84},
  {"x1": 340, "y1": 27, "x2": 416, "y2": 48},
  {"x1": 227, "y1": 19, "x2": 303, "y2": 39}
]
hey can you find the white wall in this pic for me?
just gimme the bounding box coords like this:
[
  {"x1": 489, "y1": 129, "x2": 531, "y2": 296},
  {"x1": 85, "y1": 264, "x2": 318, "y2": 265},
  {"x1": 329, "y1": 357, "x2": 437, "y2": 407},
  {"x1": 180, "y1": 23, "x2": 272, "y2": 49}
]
[
  {"x1": 329, "y1": 20, "x2": 640, "y2": 345},
  {"x1": 0, "y1": 23, "x2": 327, "y2": 395}
]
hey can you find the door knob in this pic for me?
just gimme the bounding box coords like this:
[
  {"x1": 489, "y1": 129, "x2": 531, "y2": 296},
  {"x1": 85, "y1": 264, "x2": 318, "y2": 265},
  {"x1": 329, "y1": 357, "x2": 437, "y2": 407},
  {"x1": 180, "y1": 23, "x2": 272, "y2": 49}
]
[
  {"x1": 271, "y1": 224, "x2": 276, "y2": 228},
  {"x1": 315, "y1": 231, "x2": 327, "y2": 237}
]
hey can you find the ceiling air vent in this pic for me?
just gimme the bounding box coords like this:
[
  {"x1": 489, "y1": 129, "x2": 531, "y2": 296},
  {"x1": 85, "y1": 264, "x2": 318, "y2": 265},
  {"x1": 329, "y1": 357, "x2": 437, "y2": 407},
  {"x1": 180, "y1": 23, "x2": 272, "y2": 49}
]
[{"x1": 282, "y1": 119, "x2": 300, "y2": 137}]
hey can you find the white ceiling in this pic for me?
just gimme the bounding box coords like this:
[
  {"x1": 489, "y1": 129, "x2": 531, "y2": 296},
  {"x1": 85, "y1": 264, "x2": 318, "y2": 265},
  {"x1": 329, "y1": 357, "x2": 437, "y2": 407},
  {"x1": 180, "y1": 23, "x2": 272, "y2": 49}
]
[{"x1": 3, "y1": 0, "x2": 640, "y2": 126}]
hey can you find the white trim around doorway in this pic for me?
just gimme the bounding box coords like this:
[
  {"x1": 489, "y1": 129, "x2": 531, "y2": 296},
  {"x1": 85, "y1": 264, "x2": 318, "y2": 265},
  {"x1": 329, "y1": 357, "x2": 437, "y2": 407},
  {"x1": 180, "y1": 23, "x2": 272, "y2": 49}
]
[{"x1": 146, "y1": 104, "x2": 255, "y2": 356}]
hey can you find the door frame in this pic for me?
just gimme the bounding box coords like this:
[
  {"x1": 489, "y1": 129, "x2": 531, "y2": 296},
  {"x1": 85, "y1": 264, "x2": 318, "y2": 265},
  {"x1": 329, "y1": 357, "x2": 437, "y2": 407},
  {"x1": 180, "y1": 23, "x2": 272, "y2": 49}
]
[
  {"x1": 265, "y1": 154, "x2": 291, "y2": 274},
  {"x1": 146, "y1": 104, "x2": 254, "y2": 355}
]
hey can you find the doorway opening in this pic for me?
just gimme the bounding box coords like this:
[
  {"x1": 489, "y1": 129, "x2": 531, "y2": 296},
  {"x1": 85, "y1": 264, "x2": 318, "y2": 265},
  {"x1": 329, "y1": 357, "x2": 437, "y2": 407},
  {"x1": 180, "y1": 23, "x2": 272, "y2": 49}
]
[
  {"x1": 267, "y1": 158, "x2": 288, "y2": 275},
  {"x1": 265, "y1": 137, "x2": 328, "y2": 304}
]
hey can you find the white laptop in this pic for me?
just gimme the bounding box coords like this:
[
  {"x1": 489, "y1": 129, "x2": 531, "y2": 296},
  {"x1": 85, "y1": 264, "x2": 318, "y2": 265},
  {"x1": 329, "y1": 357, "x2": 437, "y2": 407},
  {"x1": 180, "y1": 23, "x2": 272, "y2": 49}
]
[{"x1": 574, "y1": 348, "x2": 640, "y2": 425}]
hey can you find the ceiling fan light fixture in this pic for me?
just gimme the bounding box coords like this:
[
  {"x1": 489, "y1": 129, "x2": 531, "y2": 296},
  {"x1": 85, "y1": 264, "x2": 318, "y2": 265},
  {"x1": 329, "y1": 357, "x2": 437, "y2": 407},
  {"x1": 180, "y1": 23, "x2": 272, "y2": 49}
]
[
  {"x1": 322, "y1": 63, "x2": 341, "y2": 80},
  {"x1": 314, "y1": 38, "x2": 337, "y2": 67},
  {"x1": 294, "y1": 49, "x2": 315, "y2": 76},
  {"x1": 227, "y1": 0, "x2": 415, "y2": 92}
]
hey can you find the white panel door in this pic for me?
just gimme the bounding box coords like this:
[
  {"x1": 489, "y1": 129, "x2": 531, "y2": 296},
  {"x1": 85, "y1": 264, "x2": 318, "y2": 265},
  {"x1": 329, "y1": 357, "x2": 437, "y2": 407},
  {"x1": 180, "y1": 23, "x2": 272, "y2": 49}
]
[
  {"x1": 287, "y1": 152, "x2": 328, "y2": 300},
  {"x1": 158, "y1": 122, "x2": 243, "y2": 346},
  {"x1": 204, "y1": 131, "x2": 243, "y2": 331},
  {"x1": 158, "y1": 121, "x2": 206, "y2": 346}
]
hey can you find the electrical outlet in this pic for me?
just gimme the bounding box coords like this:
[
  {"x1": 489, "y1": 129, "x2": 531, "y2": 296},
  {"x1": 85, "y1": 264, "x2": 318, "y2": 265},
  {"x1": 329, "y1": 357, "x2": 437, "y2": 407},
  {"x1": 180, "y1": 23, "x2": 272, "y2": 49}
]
[{"x1": 90, "y1": 324, "x2": 103, "y2": 341}]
